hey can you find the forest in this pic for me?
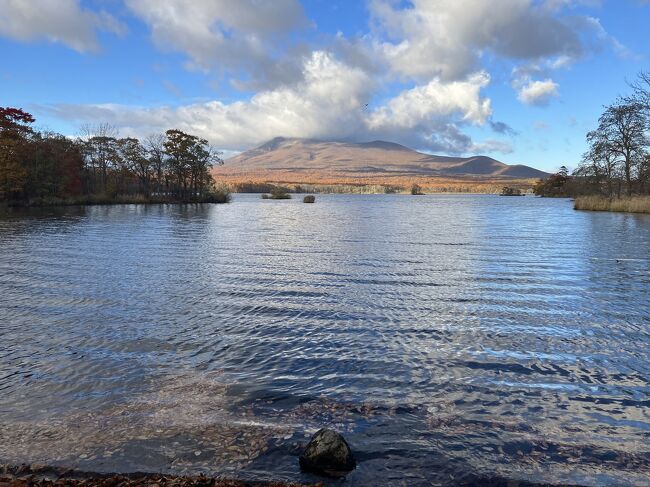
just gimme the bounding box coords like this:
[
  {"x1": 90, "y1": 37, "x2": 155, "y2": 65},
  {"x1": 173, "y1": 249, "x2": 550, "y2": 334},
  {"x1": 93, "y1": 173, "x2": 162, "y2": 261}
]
[
  {"x1": 0, "y1": 108, "x2": 229, "y2": 206},
  {"x1": 535, "y1": 72, "x2": 650, "y2": 205}
]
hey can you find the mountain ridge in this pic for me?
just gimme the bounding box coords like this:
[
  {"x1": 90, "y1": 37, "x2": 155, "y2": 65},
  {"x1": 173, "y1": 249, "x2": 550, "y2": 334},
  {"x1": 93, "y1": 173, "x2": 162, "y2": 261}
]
[{"x1": 214, "y1": 137, "x2": 549, "y2": 186}]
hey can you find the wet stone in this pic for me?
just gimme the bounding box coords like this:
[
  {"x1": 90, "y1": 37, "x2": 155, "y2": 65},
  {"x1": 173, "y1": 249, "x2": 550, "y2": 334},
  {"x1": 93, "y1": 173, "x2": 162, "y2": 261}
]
[{"x1": 298, "y1": 429, "x2": 356, "y2": 478}]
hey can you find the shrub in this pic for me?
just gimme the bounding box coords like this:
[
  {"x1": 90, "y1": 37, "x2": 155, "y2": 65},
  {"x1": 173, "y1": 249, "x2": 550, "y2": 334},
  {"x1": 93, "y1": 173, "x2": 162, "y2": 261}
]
[
  {"x1": 500, "y1": 186, "x2": 523, "y2": 196},
  {"x1": 303, "y1": 195, "x2": 316, "y2": 203},
  {"x1": 269, "y1": 186, "x2": 291, "y2": 199}
]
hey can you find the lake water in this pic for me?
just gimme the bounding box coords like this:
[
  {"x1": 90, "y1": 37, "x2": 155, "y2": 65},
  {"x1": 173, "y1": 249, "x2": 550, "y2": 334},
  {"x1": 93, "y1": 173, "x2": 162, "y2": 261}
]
[{"x1": 0, "y1": 194, "x2": 649, "y2": 486}]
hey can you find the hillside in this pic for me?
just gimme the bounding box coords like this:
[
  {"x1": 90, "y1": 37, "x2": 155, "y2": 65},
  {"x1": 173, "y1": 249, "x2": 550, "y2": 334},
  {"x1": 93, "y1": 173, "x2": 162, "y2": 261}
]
[{"x1": 212, "y1": 137, "x2": 549, "y2": 190}]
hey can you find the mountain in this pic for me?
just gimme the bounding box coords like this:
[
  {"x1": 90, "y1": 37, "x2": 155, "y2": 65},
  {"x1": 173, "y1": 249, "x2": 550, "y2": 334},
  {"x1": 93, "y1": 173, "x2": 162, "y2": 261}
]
[{"x1": 213, "y1": 137, "x2": 549, "y2": 185}]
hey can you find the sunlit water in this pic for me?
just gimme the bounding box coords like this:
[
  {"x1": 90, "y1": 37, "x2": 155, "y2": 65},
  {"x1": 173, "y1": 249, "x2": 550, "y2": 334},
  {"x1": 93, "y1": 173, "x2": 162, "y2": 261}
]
[{"x1": 0, "y1": 194, "x2": 649, "y2": 486}]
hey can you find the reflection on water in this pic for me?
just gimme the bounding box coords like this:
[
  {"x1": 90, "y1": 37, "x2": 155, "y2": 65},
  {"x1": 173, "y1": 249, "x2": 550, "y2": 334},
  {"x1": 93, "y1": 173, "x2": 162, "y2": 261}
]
[{"x1": 0, "y1": 195, "x2": 649, "y2": 486}]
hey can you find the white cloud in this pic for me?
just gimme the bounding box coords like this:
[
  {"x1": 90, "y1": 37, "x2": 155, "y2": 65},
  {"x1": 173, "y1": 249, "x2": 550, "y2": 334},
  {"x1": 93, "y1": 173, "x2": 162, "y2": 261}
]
[
  {"x1": 368, "y1": 72, "x2": 492, "y2": 129},
  {"x1": 45, "y1": 51, "x2": 371, "y2": 149},
  {"x1": 369, "y1": 0, "x2": 586, "y2": 81},
  {"x1": 6, "y1": 0, "x2": 626, "y2": 156},
  {"x1": 471, "y1": 139, "x2": 514, "y2": 154},
  {"x1": 0, "y1": 0, "x2": 125, "y2": 53},
  {"x1": 124, "y1": 0, "x2": 309, "y2": 88},
  {"x1": 42, "y1": 52, "x2": 498, "y2": 155},
  {"x1": 516, "y1": 79, "x2": 560, "y2": 106}
]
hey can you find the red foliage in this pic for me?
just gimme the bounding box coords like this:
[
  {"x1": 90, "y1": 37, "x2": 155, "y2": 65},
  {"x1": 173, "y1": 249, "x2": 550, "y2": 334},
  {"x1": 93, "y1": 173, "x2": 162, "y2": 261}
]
[{"x1": 0, "y1": 107, "x2": 35, "y2": 133}]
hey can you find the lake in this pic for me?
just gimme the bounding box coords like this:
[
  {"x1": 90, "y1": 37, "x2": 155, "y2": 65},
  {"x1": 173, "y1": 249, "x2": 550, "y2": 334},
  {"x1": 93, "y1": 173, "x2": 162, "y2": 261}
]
[{"x1": 0, "y1": 194, "x2": 649, "y2": 486}]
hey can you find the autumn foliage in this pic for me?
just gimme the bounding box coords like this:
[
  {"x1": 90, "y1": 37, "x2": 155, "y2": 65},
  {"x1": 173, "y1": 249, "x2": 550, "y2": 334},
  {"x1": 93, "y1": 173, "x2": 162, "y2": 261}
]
[{"x1": 0, "y1": 108, "x2": 229, "y2": 206}]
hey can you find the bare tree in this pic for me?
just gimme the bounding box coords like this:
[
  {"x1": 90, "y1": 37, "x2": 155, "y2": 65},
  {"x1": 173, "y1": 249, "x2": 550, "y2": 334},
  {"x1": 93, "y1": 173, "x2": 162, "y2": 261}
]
[
  {"x1": 629, "y1": 71, "x2": 650, "y2": 111},
  {"x1": 79, "y1": 123, "x2": 119, "y2": 194},
  {"x1": 591, "y1": 100, "x2": 647, "y2": 196},
  {"x1": 580, "y1": 130, "x2": 622, "y2": 196}
]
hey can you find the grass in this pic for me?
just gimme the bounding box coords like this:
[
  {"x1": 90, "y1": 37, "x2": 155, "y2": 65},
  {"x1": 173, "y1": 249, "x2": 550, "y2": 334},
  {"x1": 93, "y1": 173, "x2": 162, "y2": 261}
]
[
  {"x1": 574, "y1": 195, "x2": 650, "y2": 213},
  {"x1": 214, "y1": 169, "x2": 538, "y2": 195},
  {"x1": 224, "y1": 178, "x2": 536, "y2": 195}
]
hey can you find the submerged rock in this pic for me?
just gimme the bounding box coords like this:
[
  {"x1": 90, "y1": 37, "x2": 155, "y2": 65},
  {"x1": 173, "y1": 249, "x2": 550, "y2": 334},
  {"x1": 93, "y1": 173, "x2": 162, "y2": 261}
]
[{"x1": 299, "y1": 428, "x2": 356, "y2": 477}]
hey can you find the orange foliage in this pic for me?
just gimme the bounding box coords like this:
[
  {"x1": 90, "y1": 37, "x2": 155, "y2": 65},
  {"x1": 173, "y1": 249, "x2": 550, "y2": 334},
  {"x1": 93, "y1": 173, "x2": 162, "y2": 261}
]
[{"x1": 212, "y1": 167, "x2": 537, "y2": 194}]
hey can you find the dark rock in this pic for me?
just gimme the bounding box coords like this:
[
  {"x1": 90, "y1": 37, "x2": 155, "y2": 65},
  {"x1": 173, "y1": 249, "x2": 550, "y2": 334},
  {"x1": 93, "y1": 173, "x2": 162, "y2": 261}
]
[{"x1": 299, "y1": 428, "x2": 356, "y2": 477}]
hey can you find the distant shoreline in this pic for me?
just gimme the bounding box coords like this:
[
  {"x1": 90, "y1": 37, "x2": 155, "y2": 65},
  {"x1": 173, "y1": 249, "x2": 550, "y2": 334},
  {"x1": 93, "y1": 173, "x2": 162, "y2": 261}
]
[
  {"x1": 224, "y1": 180, "x2": 536, "y2": 196},
  {"x1": 2, "y1": 192, "x2": 231, "y2": 208}
]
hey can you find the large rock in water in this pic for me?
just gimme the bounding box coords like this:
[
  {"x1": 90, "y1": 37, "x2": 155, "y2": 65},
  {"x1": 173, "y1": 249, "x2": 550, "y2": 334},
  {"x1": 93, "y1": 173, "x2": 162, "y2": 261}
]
[{"x1": 299, "y1": 428, "x2": 356, "y2": 477}]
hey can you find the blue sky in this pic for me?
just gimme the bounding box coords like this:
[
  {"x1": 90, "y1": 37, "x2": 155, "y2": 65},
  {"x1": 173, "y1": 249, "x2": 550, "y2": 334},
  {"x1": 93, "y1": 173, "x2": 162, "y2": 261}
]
[{"x1": 1, "y1": 0, "x2": 649, "y2": 171}]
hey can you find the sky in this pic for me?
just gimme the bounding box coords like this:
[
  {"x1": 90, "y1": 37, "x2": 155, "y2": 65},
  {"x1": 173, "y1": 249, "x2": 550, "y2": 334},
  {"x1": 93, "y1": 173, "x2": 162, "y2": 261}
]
[{"x1": 1, "y1": 0, "x2": 649, "y2": 171}]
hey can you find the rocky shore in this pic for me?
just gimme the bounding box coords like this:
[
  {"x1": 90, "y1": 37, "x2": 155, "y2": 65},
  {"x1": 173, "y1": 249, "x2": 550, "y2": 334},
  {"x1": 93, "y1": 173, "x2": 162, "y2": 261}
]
[
  {"x1": 0, "y1": 465, "x2": 320, "y2": 487},
  {"x1": 0, "y1": 464, "x2": 595, "y2": 487}
]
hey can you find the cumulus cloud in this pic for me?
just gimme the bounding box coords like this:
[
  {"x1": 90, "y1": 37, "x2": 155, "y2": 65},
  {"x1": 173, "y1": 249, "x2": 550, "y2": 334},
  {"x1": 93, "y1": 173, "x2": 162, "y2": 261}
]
[
  {"x1": 0, "y1": 0, "x2": 125, "y2": 53},
  {"x1": 368, "y1": 73, "x2": 492, "y2": 128},
  {"x1": 44, "y1": 51, "x2": 371, "y2": 149},
  {"x1": 516, "y1": 78, "x2": 560, "y2": 106},
  {"x1": 42, "y1": 51, "x2": 498, "y2": 155},
  {"x1": 4, "y1": 0, "x2": 629, "y2": 156},
  {"x1": 369, "y1": 0, "x2": 586, "y2": 81},
  {"x1": 124, "y1": 0, "x2": 310, "y2": 89}
]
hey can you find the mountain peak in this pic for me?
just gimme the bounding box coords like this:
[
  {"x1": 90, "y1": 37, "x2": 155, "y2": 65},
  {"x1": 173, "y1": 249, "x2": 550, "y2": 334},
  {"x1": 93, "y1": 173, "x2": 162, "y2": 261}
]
[
  {"x1": 221, "y1": 137, "x2": 549, "y2": 180},
  {"x1": 356, "y1": 140, "x2": 413, "y2": 151}
]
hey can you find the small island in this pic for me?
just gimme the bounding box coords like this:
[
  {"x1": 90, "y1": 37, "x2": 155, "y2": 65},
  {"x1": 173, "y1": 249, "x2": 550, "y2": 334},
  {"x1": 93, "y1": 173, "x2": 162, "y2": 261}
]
[
  {"x1": 261, "y1": 186, "x2": 292, "y2": 199},
  {"x1": 500, "y1": 186, "x2": 524, "y2": 196}
]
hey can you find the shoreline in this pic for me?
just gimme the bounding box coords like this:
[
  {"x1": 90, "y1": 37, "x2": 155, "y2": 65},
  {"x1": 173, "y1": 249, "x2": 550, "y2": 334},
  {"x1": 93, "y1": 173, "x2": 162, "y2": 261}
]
[
  {"x1": 0, "y1": 464, "x2": 592, "y2": 487},
  {"x1": 0, "y1": 465, "x2": 317, "y2": 487},
  {"x1": 1, "y1": 194, "x2": 231, "y2": 209}
]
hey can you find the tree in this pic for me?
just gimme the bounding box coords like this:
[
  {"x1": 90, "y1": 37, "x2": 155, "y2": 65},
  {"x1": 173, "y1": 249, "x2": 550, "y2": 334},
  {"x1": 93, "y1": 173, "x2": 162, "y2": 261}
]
[
  {"x1": 26, "y1": 132, "x2": 85, "y2": 199},
  {"x1": 578, "y1": 131, "x2": 622, "y2": 196},
  {"x1": 629, "y1": 71, "x2": 650, "y2": 112},
  {"x1": 1, "y1": 108, "x2": 229, "y2": 205},
  {"x1": 145, "y1": 133, "x2": 167, "y2": 195},
  {"x1": 118, "y1": 137, "x2": 150, "y2": 196},
  {"x1": 590, "y1": 101, "x2": 647, "y2": 196},
  {"x1": 163, "y1": 129, "x2": 219, "y2": 198},
  {"x1": 533, "y1": 171, "x2": 570, "y2": 197},
  {"x1": 80, "y1": 123, "x2": 119, "y2": 194},
  {"x1": 0, "y1": 107, "x2": 34, "y2": 200},
  {"x1": 630, "y1": 72, "x2": 650, "y2": 192}
]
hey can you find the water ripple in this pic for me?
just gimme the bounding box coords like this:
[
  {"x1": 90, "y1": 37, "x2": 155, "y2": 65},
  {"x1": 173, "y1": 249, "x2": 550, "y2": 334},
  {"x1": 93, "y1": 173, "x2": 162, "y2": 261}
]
[{"x1": 0, "y1": 195, "x2": 649, "y2": 486}]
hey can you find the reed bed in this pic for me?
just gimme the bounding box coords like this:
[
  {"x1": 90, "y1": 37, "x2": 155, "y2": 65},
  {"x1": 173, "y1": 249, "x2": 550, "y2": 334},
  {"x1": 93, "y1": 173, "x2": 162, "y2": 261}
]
[{"x1": 574, "y1": 195, "x2": 650, "y2": 213}]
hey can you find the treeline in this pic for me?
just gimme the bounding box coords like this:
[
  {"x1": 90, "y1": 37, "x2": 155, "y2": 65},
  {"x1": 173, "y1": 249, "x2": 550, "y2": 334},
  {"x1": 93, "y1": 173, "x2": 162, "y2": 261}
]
[
  {"x1": 535, "y1": 72, "x2": 650, "y2": 198},
  {"x1": 0, "y1": 108, "x2": 229, "y2": 206}
]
